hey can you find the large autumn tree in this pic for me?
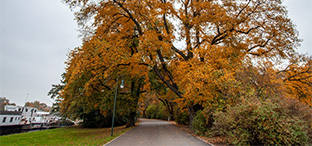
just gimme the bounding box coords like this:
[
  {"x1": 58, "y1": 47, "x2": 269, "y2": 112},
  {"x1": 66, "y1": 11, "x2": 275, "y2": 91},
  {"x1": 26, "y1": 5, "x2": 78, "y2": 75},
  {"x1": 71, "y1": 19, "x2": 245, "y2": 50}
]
[{"x1": 62, "y1": 0, "x2": 303, "y2": 123}]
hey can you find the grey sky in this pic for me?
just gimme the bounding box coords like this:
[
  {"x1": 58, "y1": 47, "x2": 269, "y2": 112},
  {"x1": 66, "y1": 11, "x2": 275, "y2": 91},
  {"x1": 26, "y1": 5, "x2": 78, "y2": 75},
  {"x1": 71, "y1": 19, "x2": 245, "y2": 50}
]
[
  {"x1": 284, "y1": 0, "x2": 312, "y2": 54},
  {"x1": 1, "y1": 0, "x2": 81, "y2": 106},
  {"x1": 0, "y1": 0, "x2": 311, "y2": 107}
]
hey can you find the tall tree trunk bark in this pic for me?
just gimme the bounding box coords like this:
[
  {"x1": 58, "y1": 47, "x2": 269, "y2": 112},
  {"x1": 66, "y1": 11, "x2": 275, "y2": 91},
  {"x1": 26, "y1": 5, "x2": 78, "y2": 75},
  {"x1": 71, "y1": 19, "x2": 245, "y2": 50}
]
[
  {"x1": 168, "y1": 109, "x2": 174, "y2": 121},
  {"x1": 126, "y1": 111, "x2": 136, "y2": 127},
  {"x1": 167, "y1": 101, "x2": 174, "y2": 121},
  {"x1": 143, "y1": 109, "x2": 146, "y2": 118},
  {"x1": 187, "y1": 106, "x2": 195, "y2": 126},
  {"x1": 126, "y1": 78, "x2": 143, "y2": 127}
]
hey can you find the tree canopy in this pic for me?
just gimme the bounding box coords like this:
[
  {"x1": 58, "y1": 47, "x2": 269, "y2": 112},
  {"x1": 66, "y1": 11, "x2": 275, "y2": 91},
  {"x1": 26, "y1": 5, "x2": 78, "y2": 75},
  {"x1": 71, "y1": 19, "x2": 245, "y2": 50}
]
[{"x1": 58, "y1": 0, "x2": 311, "y2": 126}]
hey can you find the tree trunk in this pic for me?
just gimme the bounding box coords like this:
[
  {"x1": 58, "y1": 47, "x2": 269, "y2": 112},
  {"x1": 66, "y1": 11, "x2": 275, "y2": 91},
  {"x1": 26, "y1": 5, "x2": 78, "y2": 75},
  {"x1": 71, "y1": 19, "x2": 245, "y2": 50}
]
[
  {"x1": 187, "y1": 106, "x2": 195, "y2": 126},
  {"x1": 126, "y1": 79, "x2": 143, "y2": 127},
  {"x1": 143, "y1": 109, "x2": 146, "y2": 118},
  {"x1": 126, "y1": 111, "x2": 136, "y2": 127},
  {"x1": 168, "y1": 111, "x2": 174, "y2": 121},
  {"x1": 168, "y1": 102, "x2": 174, "y2": 121}
]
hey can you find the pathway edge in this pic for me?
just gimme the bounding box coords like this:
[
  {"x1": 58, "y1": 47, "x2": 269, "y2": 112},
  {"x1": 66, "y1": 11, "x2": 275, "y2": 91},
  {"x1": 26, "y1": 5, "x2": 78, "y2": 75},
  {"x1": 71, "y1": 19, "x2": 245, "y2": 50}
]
[
  {"x1": 103, "y1": 130, "x2": 130, "y2": 146},
  {"x1": 168, "y1": 120, "x2": 215, "y2": 146}
]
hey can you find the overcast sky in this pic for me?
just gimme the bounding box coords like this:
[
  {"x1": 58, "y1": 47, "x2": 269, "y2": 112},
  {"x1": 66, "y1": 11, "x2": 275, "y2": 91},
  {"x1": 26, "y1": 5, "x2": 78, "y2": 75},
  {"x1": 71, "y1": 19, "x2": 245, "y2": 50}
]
[
  {"x1": 0, "y1": 0, "x2": 81, "y2": 106},
  {"x1": 0, "y1": 0, "x2": 311, "y2": 107}
]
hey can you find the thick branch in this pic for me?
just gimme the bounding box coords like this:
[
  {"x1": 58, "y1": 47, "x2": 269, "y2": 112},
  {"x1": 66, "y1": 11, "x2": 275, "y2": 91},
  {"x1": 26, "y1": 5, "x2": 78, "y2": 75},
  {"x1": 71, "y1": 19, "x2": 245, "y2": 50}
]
[
  {"x1": 211, "y1": 28, "x2": 234, "y2": 45},
  {"x1": 113, "y1": 0, "x2": 143, "y2": 35},
  {"x1": 99, "y1": 79, "x2": 112, "y2": 90},
  {"x1": 117, "y1": 63, "x2": 149, "y2": 67},
  {"x1": 235, "y1": 26, "x2": 259, "y2": 34},
  {"x1": 153, "y1": 65, "x2": 183, "y2": 99},
  {"x1": 156, "y1": 50, "x2": 176, "y2": 88},
  {"x1": 249, "y1": 47, "x2": 274, "y2": 56},
  {"x1": 91, "y1": 84, "x2": 101, "y2": 92},
  {"x1": 247, "y1": 37, "x2": 272, "y2": 52},
  {"x1": 161, "y1": 0, "x2": 170, "y2": 35},
  {"x1": 171, "y1": 45, "x2": 188, "y2": 60}
]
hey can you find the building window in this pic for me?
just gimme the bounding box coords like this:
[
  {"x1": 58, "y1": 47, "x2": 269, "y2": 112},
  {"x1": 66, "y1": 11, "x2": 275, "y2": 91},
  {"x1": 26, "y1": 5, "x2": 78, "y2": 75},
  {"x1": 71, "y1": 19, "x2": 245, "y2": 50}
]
[
  {"x1": 25, "y1": 109, "x2": 28, "y2": 112},
  {"x1": 10, "y1": 117, "x2": 14, "y2": 122},
  {"x1": 2, "y1": 117, "x2": 7, "y2": 123}
]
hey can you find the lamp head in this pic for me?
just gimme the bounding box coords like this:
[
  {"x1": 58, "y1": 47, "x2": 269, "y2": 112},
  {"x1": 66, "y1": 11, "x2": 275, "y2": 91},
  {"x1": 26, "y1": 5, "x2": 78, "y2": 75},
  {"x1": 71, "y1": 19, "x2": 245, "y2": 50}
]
[{"x1": 120, "y1": 78, "x2": 124, "y2": 89}]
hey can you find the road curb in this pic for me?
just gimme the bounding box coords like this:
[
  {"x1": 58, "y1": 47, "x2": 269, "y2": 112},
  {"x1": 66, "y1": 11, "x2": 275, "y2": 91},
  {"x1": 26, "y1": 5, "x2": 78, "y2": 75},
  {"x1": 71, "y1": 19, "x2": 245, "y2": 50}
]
[
  {"x1": 195, "y1": 136, "x2": 215, "y2": 146},
  {"x1": 104, "y1": 120, "x2": 141, "y2": 146},
  {"x1": 183, "y1": 131, "x2": 214, "y2": 146},
  {"x1": 103, "y1": 130, "x2": 129, "y2": 146}
]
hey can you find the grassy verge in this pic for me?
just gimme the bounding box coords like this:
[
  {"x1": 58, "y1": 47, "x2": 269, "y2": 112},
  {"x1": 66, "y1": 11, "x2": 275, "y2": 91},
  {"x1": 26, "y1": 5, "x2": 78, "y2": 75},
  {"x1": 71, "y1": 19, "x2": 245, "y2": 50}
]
[{"x1": 0, "y1": 125, "x2": 132, "y2": 146}]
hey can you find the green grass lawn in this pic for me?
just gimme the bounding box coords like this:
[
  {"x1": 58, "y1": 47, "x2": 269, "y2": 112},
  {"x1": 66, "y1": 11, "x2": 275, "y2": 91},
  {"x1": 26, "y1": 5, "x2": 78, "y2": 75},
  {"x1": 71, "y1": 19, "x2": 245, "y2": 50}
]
[{"x1": 0, "y1": 125, "x2": 131, "y2": 146}]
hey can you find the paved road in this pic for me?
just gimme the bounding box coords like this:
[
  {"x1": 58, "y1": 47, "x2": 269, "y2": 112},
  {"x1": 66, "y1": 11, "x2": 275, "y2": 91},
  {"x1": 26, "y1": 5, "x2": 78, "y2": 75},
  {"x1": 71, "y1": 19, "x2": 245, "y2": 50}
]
[{"x1": 105, "y1": 119, "x2": 210, "y2": 146}]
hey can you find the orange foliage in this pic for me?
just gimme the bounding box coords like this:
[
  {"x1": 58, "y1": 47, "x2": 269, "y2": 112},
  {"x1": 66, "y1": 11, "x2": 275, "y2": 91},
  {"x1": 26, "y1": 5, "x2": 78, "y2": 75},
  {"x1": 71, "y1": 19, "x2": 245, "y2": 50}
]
[
  {"x1": 278, "y1": 56, "x2": 312, "y2": 106},
  {"x1": 61, "y1": 0, "x2": 307, "y2": 120}
]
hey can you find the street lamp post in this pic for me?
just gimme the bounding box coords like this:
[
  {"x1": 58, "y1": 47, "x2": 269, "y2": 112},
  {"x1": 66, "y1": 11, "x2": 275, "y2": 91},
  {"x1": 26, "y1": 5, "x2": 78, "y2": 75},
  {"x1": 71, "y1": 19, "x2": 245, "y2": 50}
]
[{"x1": 111, "y1": 76, "x2": 124, "y2": 136}]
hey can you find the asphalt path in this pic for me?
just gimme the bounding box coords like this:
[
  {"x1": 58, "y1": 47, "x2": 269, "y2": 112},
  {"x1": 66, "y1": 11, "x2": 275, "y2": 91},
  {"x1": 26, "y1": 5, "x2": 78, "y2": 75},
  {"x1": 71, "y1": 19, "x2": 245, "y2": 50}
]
[{"x1": 105, "y1": 119, "x2": 210, "y2": 146}]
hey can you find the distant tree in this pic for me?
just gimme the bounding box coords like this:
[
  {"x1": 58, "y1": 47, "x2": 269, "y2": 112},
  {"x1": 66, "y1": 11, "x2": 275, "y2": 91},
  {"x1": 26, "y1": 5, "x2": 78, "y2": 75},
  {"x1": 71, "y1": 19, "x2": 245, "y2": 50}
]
[
  {"x1": 0, "y1": 97, "x2": 16, "y2": 111},
  {"x1": 33, "y1": 101, "x2": 40, "y2": 109},
  {"x1": 138, "y1": 93, "x2": 159, "y2": 118},
  {"x1": 0, "y1": 97, "x2": 9, "y2": 111},
  {"x1": 25, "y1": 102, "x2": 33, "y2": 107},
  {"x1": 25, "y1": 101, "x2": 50, "y2": 112},
  {"x1": 0, "y1": 97, "x2": 9, "y2": 104},
  {"x1": 40, "y1": 103, "x2": 47, "y2": 108}
]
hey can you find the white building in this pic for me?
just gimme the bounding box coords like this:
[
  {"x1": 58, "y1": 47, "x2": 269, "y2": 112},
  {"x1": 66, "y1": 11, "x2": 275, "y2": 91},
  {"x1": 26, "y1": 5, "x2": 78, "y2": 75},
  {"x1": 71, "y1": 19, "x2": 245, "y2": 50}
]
[
  {"x1": 21, "y1": 107, "x2": 39, "y2": 124},
  {"x1": 4, "y1": 105, "x2": 23, "y2": 112},
  {"x1": 2, "y1": 105, "x2": 64, "y2": 128},
  {"x1": 32, "y1": 111, "x2": 50, "y2": 127},
  {"x1": 0, "y1": 111, "x2": 22, "y2": 126},
  {"x1": 0, "y1": 110, "x2": 23, "y2": 135},
  {"x1": 3, "y1": 105, "x2": 40, "y2": 125}
]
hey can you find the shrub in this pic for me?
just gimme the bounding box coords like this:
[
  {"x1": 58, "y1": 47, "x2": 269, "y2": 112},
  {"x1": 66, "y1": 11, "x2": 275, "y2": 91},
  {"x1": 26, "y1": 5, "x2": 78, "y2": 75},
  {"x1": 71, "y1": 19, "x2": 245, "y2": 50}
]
[
  {"x1": 213, "y1": 97, "x2": 311, "y2": 145},
  {"x1": 146, "y1": 104, "x2": 157, "y2": 119},
  {"x1": 278, "y1": 98, "x2": 312, "y2": 143},
  {"x1": 146, "y1": 102, "x2": 169, "y2": 120},
  {"x1": 191, "y1": 111, "x2": 209, "y2": 135},
  {"x1": 175, "y1": 111, "x2": 190, "y2": 125},
  {"x1": 79, "y1": 109, "x2": 126, "y2": 128}
]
